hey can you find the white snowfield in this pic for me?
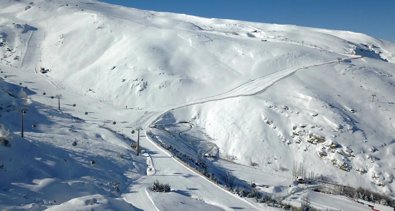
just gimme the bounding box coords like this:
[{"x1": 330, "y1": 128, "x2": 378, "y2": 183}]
[{"x1": 0, "y1": 0, "x2": 394, "y2": 210}]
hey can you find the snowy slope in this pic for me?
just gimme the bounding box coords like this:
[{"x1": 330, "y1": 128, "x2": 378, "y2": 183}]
[
  {"x1": 0, "y1": 78, "x2": 147, "y2": 210},
  {"x1": 165, "y1": 55, "x2": 395, "y2": 194},
  {"x1": 0, "y1": 0, "x2": 394, "y2": 210}
]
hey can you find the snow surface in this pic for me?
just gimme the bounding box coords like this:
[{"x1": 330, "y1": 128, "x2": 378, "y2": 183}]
[
  {"x1": 283, "y1": 190, "x2": 372, "y2": 211},
  {"x1": 0, "y1": 0, "x2": 394, "y2": 210}
]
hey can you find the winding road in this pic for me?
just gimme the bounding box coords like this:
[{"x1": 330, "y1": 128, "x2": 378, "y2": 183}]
[
  {"x1": 2, "y1": 15, "x2": 364, "y2": 210},
  {"x1": 141, "y1": 55, "x2": 363, "y2": 210}
]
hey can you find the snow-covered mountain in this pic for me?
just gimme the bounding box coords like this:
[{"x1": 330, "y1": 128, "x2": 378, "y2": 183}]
[{"x1": 0, "y1": 0, "x2": 394, "y2": 210}]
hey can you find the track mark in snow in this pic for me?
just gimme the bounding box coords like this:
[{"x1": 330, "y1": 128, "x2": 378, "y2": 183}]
[
  {"x1": 147, "y1": 56, "x2": 362, "y2": 127},
  {"x1": 144, "y1": 188, "x2": 161, "y2": 211},
  {"x1": 19, "y1": 31, "x2": 33, "y2": 68}
]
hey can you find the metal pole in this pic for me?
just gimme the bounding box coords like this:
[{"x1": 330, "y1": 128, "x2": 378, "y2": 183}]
[
  {"x1": 58, "y1": 96, "x2": 60, "y2": 110},
  {"x1": 21, "y1": 110, "x2": 24, "y2": 138},
  {"x1": 137, "y1": 129, "x2": 140, "y2": 156}
]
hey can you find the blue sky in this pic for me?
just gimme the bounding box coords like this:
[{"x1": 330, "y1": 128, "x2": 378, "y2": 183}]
[{"x1": 100, "y1": 0, "x2": 395, "y2": 42}]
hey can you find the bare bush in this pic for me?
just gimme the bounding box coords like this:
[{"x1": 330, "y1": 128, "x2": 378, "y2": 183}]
[
  {"x1": 223, "y1": 172, "x2": 235, "y2": 189},
  {"x1": 151, "y1": 180, "x2": 171, "y2": 192}
]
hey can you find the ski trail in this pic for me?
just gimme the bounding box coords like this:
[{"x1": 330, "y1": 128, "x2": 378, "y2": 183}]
[
  {"x1": 19, "y1": 31, "x2": 33, "y2": 68},
  {"x1": 18, "y1": 26, "x2": 62, "y2": 89},
  {"x1": 146, "y1": 56, "x2": 362, "y2": 127}
]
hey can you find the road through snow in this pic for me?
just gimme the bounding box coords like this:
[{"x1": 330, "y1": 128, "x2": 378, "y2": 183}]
[
  {"x1": 1, "y1": 13, "x2": 364, "y2": 210},
  {"x1": 138, "y1": 130, "x2": 265, "y2": 210},
  {"x1": 141, "y1": 55, "x2": 363, "y2": 210},
  {"x1": 145, "y1": 56, "x2": 362, "y2": 128},
  {"x1": 5, "y1": 25, "x2": 265, "y2": 210}
]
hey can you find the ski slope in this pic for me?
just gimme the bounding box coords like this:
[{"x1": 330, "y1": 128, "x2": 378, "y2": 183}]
[{"x1": 0, "y1": 0, "x2": 395, "y2": 210}]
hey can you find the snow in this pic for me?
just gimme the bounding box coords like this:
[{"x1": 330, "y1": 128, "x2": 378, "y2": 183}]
[
  {"x1": 146, "y1": 188, "x2": 226, "y2": 211},
  {"x1": 0, "y1": 0, "x2": 394, "y2": 210},
  {"x1": 46, "y1": 194, "x2": 140, "y2": 211},
  {"x1": 283, "y1": 190, "x2": 372, "y2": 211}
]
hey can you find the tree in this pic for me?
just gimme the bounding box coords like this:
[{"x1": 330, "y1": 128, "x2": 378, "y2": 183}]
[{"x1": 292, "y1": 162, "x2": 307, "y2": 179}]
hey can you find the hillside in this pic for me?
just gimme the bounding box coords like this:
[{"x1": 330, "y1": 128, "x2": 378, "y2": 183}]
[{"x1": 0, "y1": 0, "x2": 394, "y2": 210}]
